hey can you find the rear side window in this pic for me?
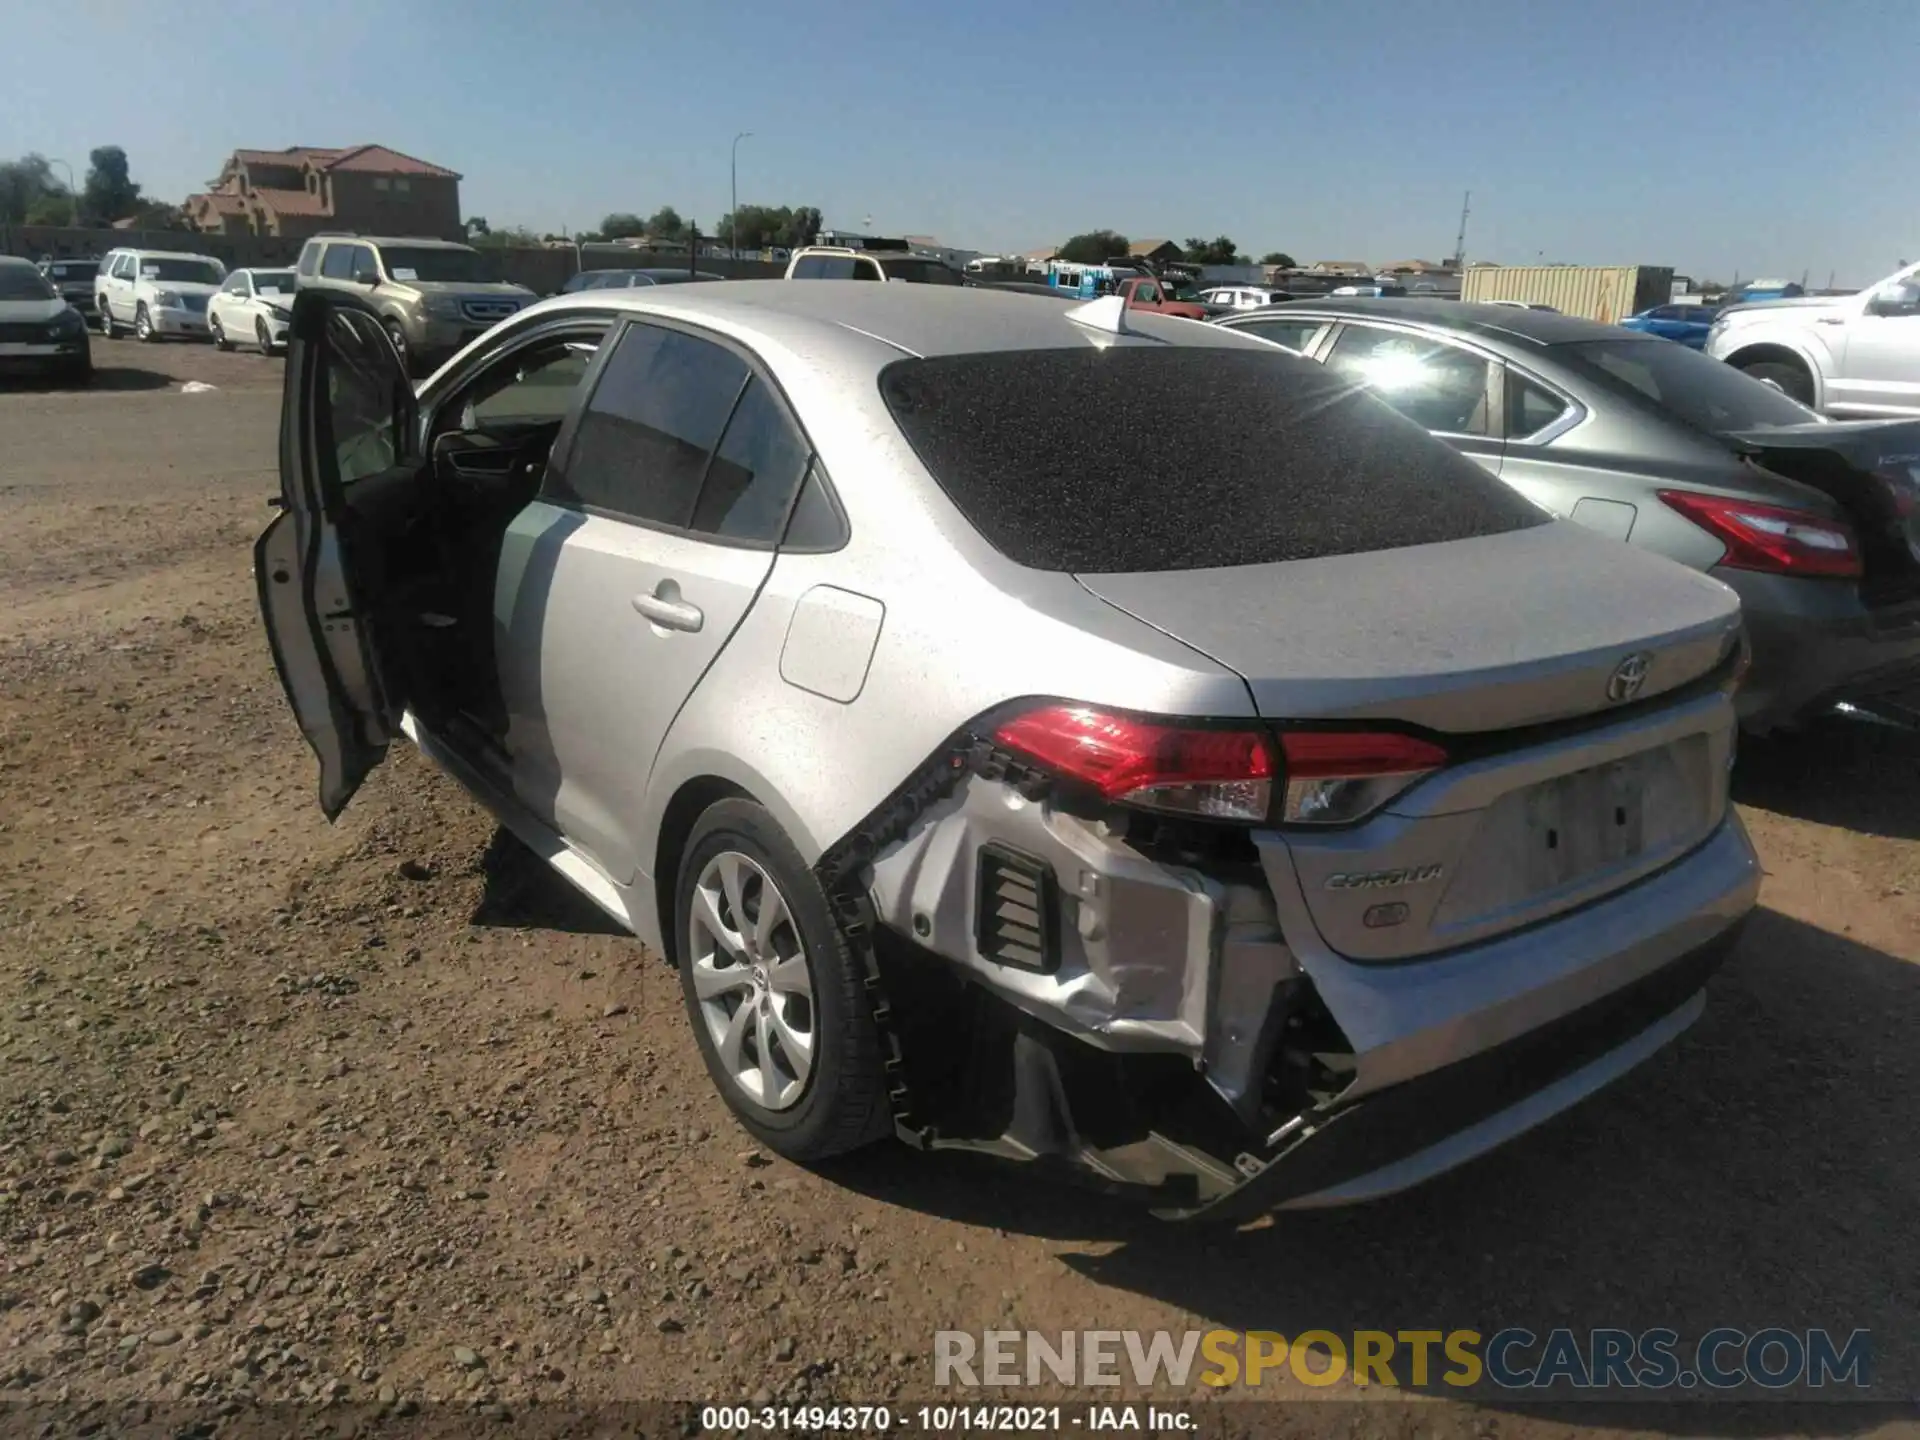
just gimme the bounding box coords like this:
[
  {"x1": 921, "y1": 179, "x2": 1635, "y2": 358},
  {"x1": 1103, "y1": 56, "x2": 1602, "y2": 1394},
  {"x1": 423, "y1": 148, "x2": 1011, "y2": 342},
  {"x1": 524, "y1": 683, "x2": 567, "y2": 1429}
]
[
  {"x1": 879, "y1": 348, "x2": 1547, "y2": 573},
  {"x1": 1507, "y1": 374, "x2": 1573, "y2": 440},
  {"x1": 689, "y1": 377, "x2": 813, "y2": 542},
  {"x1": 555, "y1": 322, "x2": 748, "y2": 526},
  {"x1": 1324, "y1": 325, "x2": 1494, "y2": 436},
  {"x1": 320, "y1": 244, "x2": 354, "y2": 280},
  {"x1": 297, "y1": 244, "x2": 321, "y2": 277}
]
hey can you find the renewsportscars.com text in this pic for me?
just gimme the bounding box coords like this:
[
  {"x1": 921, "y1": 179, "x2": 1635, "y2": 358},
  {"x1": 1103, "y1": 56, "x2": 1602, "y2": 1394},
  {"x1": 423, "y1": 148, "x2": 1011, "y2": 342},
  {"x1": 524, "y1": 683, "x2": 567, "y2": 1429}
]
[{"x1": 934, "y1": 1327, "x2": 1872, "y2": 1392}]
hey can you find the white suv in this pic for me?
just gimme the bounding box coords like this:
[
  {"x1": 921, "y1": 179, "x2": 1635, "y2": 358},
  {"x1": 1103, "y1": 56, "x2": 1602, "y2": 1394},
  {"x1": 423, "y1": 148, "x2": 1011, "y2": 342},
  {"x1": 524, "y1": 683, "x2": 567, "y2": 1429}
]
[
  {"x1": 95, "y1": 248, "x2": 228, "y2": 342},
  {"x1": 784, "y1": 246, "x2": 962, "y2": 284},
  {"x1": 1705, "y1": 260, "x2": 1920, "y2": 417}
]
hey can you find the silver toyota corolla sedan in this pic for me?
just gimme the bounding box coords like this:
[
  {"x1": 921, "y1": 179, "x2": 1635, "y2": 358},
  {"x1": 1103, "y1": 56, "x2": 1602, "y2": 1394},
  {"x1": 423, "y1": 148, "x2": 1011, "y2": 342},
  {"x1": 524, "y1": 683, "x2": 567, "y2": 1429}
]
[
  {"x1": 1215, "y1": 298, "x2": 1920, "y2": 734},
  {"x1": 257, "y1": 282, "x2": 1759, "y2": 1218}
]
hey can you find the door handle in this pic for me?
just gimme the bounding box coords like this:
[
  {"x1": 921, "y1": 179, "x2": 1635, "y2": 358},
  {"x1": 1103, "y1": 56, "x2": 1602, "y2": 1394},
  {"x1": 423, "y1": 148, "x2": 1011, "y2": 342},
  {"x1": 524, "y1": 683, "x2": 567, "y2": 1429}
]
[
  {"x1": 1816, "y1": 316, "x2": 1847, "y2": 325},
  {"x1": 632, "y1": 588, "x2": 704, "y2": 633}
]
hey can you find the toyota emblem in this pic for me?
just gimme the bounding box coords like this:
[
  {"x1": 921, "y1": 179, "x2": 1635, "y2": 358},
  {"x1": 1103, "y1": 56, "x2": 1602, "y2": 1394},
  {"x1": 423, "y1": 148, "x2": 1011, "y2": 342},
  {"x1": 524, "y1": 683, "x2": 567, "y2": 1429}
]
[{"x1": 1606, "y1": 652, "x2": 1652, "y2": 704}]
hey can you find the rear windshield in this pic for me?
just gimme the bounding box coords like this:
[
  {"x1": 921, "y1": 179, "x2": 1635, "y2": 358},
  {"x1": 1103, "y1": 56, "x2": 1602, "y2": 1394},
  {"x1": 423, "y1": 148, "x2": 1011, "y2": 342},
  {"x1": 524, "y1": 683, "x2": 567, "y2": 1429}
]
[
  {"x1": 877, "y1": 258, "x2": 962, "y2": 285},
  {"x1": 1554, "y1": 337, "x2": 1816, "y2": 434},
  {"x1": 879, "y1": 347, "x2": 1549, "y2": 573},
  {"x1": 252, "y1": 271, "x2": 296, "y2": 294},
  {"x1": 48, "y1": 262, "x2": 98, "y2": 282},
  {"x1": 0, "y1": 267, "x2": 56, "y2": 301}
]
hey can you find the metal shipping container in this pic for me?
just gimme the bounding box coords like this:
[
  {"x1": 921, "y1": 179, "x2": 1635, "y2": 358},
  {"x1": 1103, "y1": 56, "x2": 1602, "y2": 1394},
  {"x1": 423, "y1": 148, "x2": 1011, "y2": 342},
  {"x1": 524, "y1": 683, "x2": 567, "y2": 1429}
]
[{"x1": 1459, "y1": 265, "x2": 1675, "y2": 324}]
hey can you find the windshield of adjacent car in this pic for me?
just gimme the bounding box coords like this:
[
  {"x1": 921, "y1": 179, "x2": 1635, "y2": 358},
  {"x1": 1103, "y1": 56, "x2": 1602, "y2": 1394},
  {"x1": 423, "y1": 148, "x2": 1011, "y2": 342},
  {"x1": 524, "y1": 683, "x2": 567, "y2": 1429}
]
[
  {"x1": 1555, "y1": 337, "x2": 1817, "y2": 433},
  {"x1": 139, "y1": 258, "x2": 224, "y2": 285},
  {"x1": 880, "y1": 347, "x2": 1548, "y2": 572},
  {"x1": 252, "y1": 271, "x2": 297, "y2": 295},
  {"x1": 877, "y1": 257, "x2": 962, "y2": 285},
  {"x1": 376, "y1": 246, "x2": 489, "y2": 283},
  {"x1": 0, "y1": 267, "x2": 57, "y2": 301},
  {"x1": 48, "y1": 262, "x2": 98, "y2": 282}
]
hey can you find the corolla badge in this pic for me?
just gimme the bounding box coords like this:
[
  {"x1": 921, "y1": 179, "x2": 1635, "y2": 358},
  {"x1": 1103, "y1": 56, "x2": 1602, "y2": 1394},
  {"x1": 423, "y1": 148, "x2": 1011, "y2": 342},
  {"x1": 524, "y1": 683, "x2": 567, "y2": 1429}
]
[{"x1": 1606, "y1": 651, "x2": 1653, "y2": 704}]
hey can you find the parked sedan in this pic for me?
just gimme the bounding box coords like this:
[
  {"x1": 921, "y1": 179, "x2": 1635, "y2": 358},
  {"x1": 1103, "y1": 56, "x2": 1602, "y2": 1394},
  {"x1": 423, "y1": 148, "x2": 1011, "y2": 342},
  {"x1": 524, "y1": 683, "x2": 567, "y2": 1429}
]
[
  {"x1": 0, "y1": 257, "x2": 91, "y2": 385},
  {"x1": 208, "y1": 268, "x2": 299, "y2": 354},
  {"x1": 560, "y1": 268, "x2": 725, "y2": 294},
  {"x1": 1621, "y1": 303, "x2": 1719, "y2": 349},
  {"x1": 257, "y1": 281, "x2": 1757, "y2": 1218},
  {"x1": 1216, "y1": 299, "x2": 1920, "y2": 732}
]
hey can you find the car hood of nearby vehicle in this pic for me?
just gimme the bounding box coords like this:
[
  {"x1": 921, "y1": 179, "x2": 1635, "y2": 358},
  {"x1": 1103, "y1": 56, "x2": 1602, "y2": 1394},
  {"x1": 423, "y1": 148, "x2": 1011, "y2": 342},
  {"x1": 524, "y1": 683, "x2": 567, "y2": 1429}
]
[
  {"x1": 402, "y1": 280, "x2": 534, "y2": 299},
  {"x1": 1075, "y1": 520, "x2": 1740, "y2": 734},
  {"x1": 0, "y1": 297, "x2": 71, "y2": 324},
  {"x1": 1713, "y1": 295, "x2": 1843, "y2": 321}
]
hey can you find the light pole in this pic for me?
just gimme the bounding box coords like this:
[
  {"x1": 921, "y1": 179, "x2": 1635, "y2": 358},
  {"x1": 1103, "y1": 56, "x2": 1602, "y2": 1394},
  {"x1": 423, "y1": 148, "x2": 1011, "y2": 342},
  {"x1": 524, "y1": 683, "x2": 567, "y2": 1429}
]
[{"x1": 730, "y1": 132, "x2": 752, "y2": 258}]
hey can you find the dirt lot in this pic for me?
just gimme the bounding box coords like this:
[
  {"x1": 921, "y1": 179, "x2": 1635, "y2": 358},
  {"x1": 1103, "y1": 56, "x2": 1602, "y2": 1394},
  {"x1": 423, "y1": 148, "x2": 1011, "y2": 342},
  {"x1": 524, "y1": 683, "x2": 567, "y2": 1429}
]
[{"x1": 1, "y1": 337, "x2": 1917, "y2": 1434}]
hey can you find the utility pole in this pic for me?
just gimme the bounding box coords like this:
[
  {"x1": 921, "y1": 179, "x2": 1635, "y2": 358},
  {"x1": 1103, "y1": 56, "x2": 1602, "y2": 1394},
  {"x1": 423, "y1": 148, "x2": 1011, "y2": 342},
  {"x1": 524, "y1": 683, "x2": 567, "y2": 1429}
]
[
  {"x1": 730, "y1": 132, "x2": 752, "y2": 259},
  {"x1": 1452, "y1": 190, "x2": 1471, "y2": 269}
]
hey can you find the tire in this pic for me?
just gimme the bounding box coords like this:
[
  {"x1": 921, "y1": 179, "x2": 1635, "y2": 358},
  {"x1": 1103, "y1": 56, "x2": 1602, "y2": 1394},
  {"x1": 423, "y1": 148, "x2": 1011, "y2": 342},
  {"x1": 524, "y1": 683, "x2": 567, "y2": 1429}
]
[
  {"x1": 134, "y1": 303, "x2": 156, "y2": 343},
  {"x1": 673, "y1": 799, "x2": 891, "y2": 1161},
  {"x1": 1738, "y1": 357, "x2": 1814, "y2": 407},
  {"x1": 383, "y1": 318, "x2": 412, "y2": 374},
  {"x1": 256, "y1": 318, "x2": 274, "y2": 355},
  {"x1": 98, "y1": 303, "x2": 118, "y2": 340},
  {"x1": 210, "y1": 316, "x2": 231, "y2": 351}
]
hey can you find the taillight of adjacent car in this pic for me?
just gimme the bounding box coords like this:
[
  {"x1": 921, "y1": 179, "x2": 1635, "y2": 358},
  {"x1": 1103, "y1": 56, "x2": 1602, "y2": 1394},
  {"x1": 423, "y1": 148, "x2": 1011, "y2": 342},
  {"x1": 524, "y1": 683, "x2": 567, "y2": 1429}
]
[
  {"x1": 1657, "y1": 490, "x2": 1862, "y2": 579},
  {"x1": 991, "y1": 704, "x2": 1447, "y2": 827}
]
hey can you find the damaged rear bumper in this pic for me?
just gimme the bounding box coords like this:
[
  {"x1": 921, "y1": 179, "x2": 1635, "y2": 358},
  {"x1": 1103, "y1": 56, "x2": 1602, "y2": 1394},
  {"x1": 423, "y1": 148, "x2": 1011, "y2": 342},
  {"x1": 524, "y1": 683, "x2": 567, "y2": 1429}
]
[{"x1": 851, "y1": 750, "x2": 1760, "y2": 1218}]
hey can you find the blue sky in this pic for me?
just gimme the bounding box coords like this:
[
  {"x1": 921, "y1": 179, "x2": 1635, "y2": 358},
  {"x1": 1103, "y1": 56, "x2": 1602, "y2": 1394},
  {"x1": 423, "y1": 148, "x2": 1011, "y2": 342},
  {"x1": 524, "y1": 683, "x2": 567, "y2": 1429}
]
[{"x1": 6, "y1": 0, "x2": 1913, "y2": 285}]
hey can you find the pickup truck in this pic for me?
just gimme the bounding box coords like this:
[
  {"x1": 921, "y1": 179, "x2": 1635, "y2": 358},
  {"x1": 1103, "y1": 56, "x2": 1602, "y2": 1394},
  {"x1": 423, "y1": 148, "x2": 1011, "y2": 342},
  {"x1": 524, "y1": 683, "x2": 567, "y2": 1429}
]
[
  {"x1": 1113, "y1": 275, "x2": 1209, "y2": 319},
  {"x1": 1705, "y1": 260, "x2": 1920, "y2": 417}
]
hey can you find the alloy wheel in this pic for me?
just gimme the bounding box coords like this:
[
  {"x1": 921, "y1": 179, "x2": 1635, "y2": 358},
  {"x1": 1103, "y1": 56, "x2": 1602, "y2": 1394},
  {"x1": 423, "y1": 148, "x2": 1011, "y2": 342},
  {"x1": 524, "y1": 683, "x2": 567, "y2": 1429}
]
[{"x1": 686, "y1": 851, "x2": 815, "y2": 1111}]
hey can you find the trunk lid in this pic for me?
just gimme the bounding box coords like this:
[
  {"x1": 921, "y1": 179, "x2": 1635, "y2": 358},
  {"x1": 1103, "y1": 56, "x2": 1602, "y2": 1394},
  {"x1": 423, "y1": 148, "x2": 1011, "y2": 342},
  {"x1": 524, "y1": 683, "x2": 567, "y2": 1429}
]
[
  {"x1": 1730, "y1": 420, "x2": 1920, "y2": 607},
  {"x1": 1076, "y1": 520, "x2": 1741, "y2": 734},
  {"x1": 1078, "y1": 521, "x2": 1743, "y2": 963}
]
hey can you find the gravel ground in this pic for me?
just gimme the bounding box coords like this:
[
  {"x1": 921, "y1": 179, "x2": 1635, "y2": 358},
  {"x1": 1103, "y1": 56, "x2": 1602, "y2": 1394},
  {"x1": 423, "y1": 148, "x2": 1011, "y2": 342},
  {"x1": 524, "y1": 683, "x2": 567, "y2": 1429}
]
[{"x1": 1, "y1": 338, "x2": 1916, "y2": 1435}]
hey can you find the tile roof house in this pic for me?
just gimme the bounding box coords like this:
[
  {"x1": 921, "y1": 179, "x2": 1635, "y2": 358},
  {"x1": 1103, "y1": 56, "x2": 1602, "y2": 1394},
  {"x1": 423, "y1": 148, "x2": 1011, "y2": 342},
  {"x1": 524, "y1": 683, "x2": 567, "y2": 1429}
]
[{"x1": 185, "y1": 145, "x2": 463, "y2": 241}]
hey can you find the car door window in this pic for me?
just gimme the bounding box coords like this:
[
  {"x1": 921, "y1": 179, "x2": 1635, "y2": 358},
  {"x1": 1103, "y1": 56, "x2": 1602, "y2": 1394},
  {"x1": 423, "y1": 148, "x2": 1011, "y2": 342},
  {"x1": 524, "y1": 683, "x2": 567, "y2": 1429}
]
[
  {"x1": 688, "y1": 377, "x2": 813, "y2": 542},
  {"x1": 112, "y1": 255, "x2": 135, "y2": 281},
  {"x1": 1506, "y1": 373, "x2": 1575, "y2": 440},
  {"x1": 462, "y1": 336, "x2": 602, "y2": 427},
  {"x1": 1324, "y1": 325, "x2": 1494, "y2": 435},
  {"x1": 327, "y1": 311, "x2": 405, "y2": 484},
  {"x1": 1235, "y1": 318, "x2": 1323, "y2": 352},
  {"x1": 350, "y1": 246, "x2": 378, "y2": 281},
  {"x1": 320, "y1": 244, "x2": 355, "y2": 280},
  {"x1": 552, "y1": 322, "x2": 749, "y2": 526}
]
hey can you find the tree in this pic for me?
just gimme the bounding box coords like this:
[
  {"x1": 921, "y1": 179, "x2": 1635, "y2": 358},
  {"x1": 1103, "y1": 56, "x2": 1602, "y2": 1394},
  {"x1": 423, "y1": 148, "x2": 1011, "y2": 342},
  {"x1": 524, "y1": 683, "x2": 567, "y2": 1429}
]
[
  {"x1": 645, "y1": 206, "x2": 688, "y2": 242},
  {"x1": 1058, "y1": 230, "x2": 1128, "y2": 265},
  {"x1": 81, "y1": 146, "x2": 142, "y2": 224},
  {"x1": 127, "y1": 201, "x2": 191, "y2": 232},
  {"x1": 464, "y1": 216, "x2": 491, "y2": 239},
  {"x1": 782, "y1": 206, "x2": 822, "y2": 248},
  {"x1": 0, "y1": 153, "x2": 62, "y2": 225},
  {"x1": 1182, "y1": 236, "x2": 1241, "y2": 265},
  {"x1": 1260, "y1": 251, "x2": 1297, "y2": 268},
  {"x1": 599, "y1": 212, "x2": 647, "y2": 240},
  {"x1": 26, "y1": 192, "x2": 77, "y2": 226},
  {"x1": 470, "y1": 223, "x2": 544, "y2": 249}
]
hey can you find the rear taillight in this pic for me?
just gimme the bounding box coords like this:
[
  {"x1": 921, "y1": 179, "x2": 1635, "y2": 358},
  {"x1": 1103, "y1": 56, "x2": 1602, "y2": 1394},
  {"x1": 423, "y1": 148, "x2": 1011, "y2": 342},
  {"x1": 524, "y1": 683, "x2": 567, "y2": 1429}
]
[
  {"x1": 1278, "y1": 730, "x2": 1449, "y2": 824},
  {"x1": 993, "y1": 706, "x2": 1275, "y2": 821},
  {"x1": 991, "y1": 706, "x2": 1448, "y2": 826},
  {"x1": 1658, "y1": 490, "x2": 1862, "y2": 579}
]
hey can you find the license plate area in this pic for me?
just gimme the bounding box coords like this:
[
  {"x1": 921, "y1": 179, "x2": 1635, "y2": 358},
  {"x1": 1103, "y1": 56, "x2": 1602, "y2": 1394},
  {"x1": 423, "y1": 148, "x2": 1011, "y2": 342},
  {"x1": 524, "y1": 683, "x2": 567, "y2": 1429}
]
[{"x1": 1431, "y1": 735, "x2": 1716, "y2": 940}]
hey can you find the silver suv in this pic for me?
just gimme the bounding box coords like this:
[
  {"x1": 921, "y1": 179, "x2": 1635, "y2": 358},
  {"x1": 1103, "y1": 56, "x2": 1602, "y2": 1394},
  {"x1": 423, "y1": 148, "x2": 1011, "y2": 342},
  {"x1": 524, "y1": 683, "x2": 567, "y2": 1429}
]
[{"x1": 294, "y1": 234, "x2": 534, "y2": 374}]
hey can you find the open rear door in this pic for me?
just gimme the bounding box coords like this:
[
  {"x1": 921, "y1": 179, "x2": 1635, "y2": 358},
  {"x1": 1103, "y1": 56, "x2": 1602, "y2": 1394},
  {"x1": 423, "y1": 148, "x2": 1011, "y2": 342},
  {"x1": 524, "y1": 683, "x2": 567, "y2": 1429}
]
[{"x1": 254, "y1": 288, "x2": 420, "y2": 819}]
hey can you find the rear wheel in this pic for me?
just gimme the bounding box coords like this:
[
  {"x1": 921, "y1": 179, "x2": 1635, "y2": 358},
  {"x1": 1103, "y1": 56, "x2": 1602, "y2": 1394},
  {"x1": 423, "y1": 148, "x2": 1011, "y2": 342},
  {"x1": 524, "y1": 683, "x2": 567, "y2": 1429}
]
[
  {"x1": 1738, "y1": 356, "x2": 1814, "y2": 407},
  {"x1": 98, "y1": 303, "x2": 118, "y2": 340},
  {"x1": 134, "y1": 303, "x2": 156, "y2": 343},
  {"x1": 673, "y1": 799, "x2": 891, "y2": 1161},
  {"x1": 256, "y1": 317, "x2": 274, "y2": 354},
  {"x1": 210, "y1": 315, "x2": 231, "y2": 351},
  {"x1": 383, "y1": 319, "x2": 411, "y2": 375}
]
